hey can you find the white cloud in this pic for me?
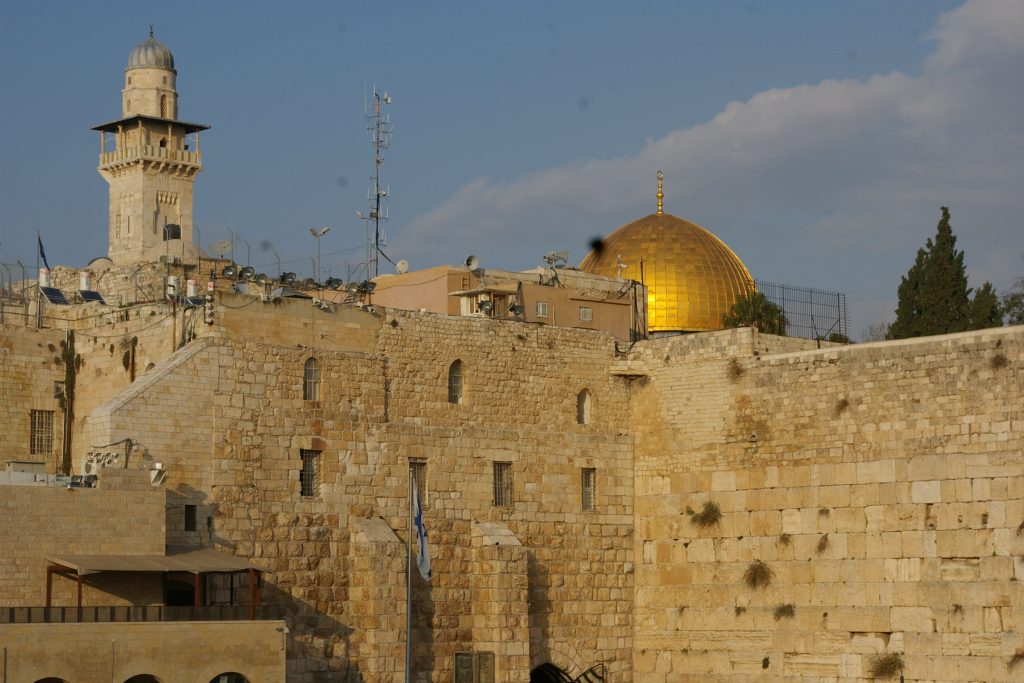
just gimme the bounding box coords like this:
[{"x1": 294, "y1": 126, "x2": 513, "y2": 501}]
[{"x1": 395, "y1": 0, "x2": 1024, "y2": 337}]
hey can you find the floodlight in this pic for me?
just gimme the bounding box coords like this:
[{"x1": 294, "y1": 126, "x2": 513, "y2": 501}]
[
  {"x1": 478, "y1": 300, "x2": 493, "y2": 314},
  {"x1": 280, "y1": 272, "x2": 296, "y2": 285},
  {"x1": 221, "y1": 264, "x2": 238, "y2": 278},
  {"x1": 301, "y1": 277, "x2": 316, "y2": 289},
  {"x1": 239, "y1": 266, "x2": 255, "y2": 280}
]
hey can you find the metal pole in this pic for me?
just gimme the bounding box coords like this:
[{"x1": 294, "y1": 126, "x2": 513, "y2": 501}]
[{"x1": 406, "y1": 466, "x2": 413, "y2": 683}]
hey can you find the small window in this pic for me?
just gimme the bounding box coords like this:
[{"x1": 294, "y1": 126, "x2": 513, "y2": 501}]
[
  {"x1": 448, "y1": 360, "x2": 463, "y2": 404},
  {"x1": 536, "y1": 301, "x2": 549, "y2": 318},
  {"x1": 303, "y1": 358, "x2": 320, "y2": 401},
  {"x1": 579, "y1": 306, "x2": 593, "y2": 322},
  {"x1": 493, "y1": 462, "x2": 513, "y2": 507},
  {"x1": 581, "y1": 468, "x2": 597, "y2": 511},
  {"x1": 159, "y1": 138, "x2": 167, "y2": 148},
  {"x1": 410, "y1": 460, "x2": 427, "y2": 508},
  {"x1": 30, "y1": 410, "x2": 54, "y2": 455},
  {"x1": 184, "y1": 504, "x2": 197, "y2": 532},
  {"x1": 162, "y1": 75, "x2": 168, "y2": 84},
  {"x1": 300, "y1": 449, "x2": 320, "y2": 497},
  {"x1": 576, "y1": 389, "x2": 591, "y2": 425}
]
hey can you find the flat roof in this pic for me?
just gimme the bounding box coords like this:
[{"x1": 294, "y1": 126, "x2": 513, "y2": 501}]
[
  {"x1": 92, "y1": 114, "x2": 210, "y2": 134},
  {"x1": 48, "y1": 546, "x2": 262, "y2": 576}
]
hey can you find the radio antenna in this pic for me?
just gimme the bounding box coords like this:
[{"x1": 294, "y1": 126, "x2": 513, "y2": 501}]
[{"x1": 358, "y1": 85, "x2": 393, "y2": 278}]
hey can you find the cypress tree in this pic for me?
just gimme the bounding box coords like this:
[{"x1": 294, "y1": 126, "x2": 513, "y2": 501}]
[
  {"x1": 968, "y1": 281, "x2": 1003, "y2": 329},
  {"x1": 890, "y1": 207, "x2": 972, "y2": 338}
]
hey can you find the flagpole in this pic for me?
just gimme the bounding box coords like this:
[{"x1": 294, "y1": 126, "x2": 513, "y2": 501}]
[
  {"x1": 406, "y1": 466, "x2": 413, "y2": 683},
  {"x1": 35, "y1": 229, "x2": 40, "y2": 329}
]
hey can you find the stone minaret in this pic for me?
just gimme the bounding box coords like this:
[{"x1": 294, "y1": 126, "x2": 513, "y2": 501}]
[{"x1": 93, "y1": 30, "x2": 209, "y2": 265}]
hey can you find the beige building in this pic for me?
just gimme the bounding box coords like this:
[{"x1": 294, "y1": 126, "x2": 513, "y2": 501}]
[
  {"x1": 1, "y1": 31, "x2": 1023, "y2": 683},
  {"x1": 370, "y1": 264, "x2": 646, "y2": 342}
]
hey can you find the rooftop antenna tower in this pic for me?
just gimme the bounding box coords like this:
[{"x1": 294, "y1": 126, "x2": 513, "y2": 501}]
[{"x1": 357, "y1": 85, "x2": 393, "y2": 279}]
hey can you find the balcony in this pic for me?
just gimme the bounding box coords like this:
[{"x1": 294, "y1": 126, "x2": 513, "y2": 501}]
[{"x1": 99, "y1": 144, "x2": 201, "y2": 168}]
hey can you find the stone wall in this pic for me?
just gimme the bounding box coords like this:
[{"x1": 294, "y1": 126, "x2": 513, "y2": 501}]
[
  {"x1": 0, "y1": 469, "x2": 165, "y2": 607},
  {"x1": 78, "y1": 299, "x2": 636, "y2": 683},
  {"x1": 629, "y1": 326, "x2": 1024, "y2": 682},
  {"x1": 0, "y1": 620, "x2": 285, "y2": 683},
  {"x1": 0, "y1": 326, "x2": 66, "y2": 470}
]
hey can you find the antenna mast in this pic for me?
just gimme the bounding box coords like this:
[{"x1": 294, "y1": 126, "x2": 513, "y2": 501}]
[{"x1": 360, "y1": 85, "x2": 392, "y2": 279}]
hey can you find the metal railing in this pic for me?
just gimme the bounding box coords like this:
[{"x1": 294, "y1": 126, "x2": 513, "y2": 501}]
[
  {"x1": 755, "y1": 279, "x2": 849, "y2": 341},
  {"x1": 0, "y1": 604, "x2": 283, "y2": 624}
]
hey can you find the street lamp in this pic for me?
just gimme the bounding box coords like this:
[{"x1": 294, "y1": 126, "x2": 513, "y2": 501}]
[{"x1": 309, "y1": 227, "x2": 330, "y2": 285}]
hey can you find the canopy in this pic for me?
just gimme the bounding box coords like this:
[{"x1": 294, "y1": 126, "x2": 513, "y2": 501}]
[{"x1": 47, "y1": 545, "x2": 262, "y2": 576}]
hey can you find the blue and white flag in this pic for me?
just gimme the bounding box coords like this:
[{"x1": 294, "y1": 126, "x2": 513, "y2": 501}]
[
  {"x1": 412, "y1": 478, "x2": 432, "y2": 581},
  {"x1": 38, "y1": 235, "x2": 51, "y2": 270}
]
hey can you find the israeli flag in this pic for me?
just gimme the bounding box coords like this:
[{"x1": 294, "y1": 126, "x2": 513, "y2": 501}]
[{"x1": 413, "y1": 478, "x2": 432, "y2": 581}]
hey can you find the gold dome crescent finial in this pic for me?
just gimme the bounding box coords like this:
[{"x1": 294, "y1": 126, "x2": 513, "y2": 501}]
[{"x1": 656, "y1": 170, "x2": 664, "y2": 215}]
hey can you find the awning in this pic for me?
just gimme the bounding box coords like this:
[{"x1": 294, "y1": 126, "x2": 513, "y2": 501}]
[{"x1": 47, "y1": 546, "x2": 263, "y2": 576}]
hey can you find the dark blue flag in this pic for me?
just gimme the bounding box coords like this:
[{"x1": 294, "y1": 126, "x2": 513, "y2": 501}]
[{"x1": 38, "y1": 235, "x2": 51, "y2": 270}]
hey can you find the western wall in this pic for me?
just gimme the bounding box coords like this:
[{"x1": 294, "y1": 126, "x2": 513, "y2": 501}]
[
  {"x1": 630, "y1": 325, "x2": 1024, "y2": 681},
  {"x1": 3, "y1": 282, "x2": 1018, "y2": 681}
]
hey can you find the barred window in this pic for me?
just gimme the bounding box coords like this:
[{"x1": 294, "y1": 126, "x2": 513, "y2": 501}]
[
  {"x1": 30, "y1": 410, "x2": 54, "y2": 455},
  {"x1": 493, "y1": 462, "x2": 513, "y2": 507},
  {"x1": 448, "y1": 360, "x2": 463, "y2": 404},
  {"x1": 582, "y1": 468, "x2": 597, "y2": 511},
  {"x1": 303, "y1": 358, "x2": 320, "y2": 401},
  {"x1": 184, "y1": 504, "x2": 197, "y2": 532},
  {"x1": 579, "y1": 306, "x2": 593, "y2": 322},
  {"x1": 411, "y1": 459, "x2": 428, "y2": 508},
  {"x1": 300, "y1": 449, "x2": 320, "y2": 497},
  {"x1": 536, "y1": 301, "x2": 549, "y2": 318},
  {"x1": 576, "y1": 389, "x2": 592, "y2": 425}
]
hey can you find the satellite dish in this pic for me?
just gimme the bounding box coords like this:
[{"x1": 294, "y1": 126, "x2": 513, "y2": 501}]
[
  {"x1": 396, "y1": 259, "x2": 409, "y2": 274},
  {"x1": 239, "y1": 266, "x2": 256, "y2": 280},
  {"x1": 465, "y1": 255, "x2": 479, "y2": 270},
  {"x1": 209, "y1": 240, "x2": 232, "y2": 257},
  {"x1": 221, "y1": 264, "x2": 238, "y2": 279}
]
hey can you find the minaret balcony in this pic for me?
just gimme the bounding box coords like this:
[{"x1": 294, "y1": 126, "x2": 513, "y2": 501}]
[{"x1": 99, "y1": 144, "x2": 201, "y2": 170}]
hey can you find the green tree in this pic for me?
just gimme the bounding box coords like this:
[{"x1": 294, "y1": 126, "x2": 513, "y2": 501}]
[
  {"x1": 723, "y1": 291, "x2": 787, "y2": 335},
  {"x1": 890, "y1": 207, "x2": 1001, "y2": 338},
  {"x1": 1004, "y1": 267, "x2": 1024, "y2": 325},
  {"x1": 968, "y1": 281, "x2": 1003, "y2": 329}
]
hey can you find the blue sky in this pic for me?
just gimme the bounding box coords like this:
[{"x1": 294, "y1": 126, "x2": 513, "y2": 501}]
[{"x1": 2, "y1": 0, "x2": 1021, "y2": 337}]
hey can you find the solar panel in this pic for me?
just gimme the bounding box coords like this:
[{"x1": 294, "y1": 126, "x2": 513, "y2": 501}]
[
  {"x1": 78, "y1": 290, "x2": 106, "y2": 305},
  {"x1": 40, "y1": 287, "x2": 70, "y2": 305}
]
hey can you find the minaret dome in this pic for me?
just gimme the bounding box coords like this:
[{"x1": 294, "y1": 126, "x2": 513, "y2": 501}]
[{"x1": 122, "y1": 29, "x2": 178, "y2": 119}]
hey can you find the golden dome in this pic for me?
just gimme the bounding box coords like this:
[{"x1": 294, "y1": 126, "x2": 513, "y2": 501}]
[{"x1": 580, "y1": 200, "x2": 755, "y2": 333}]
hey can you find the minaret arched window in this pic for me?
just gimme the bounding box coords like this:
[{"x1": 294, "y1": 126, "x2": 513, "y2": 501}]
[
  {"x1": 577, "y1": 389, "x2": 592, "y2": 425},
  {"x1": 447, "y1": 360, "x2": 463, "y2": 404},
  {"x1": 303, "y1": 358, "x2": 320, "y2": 401}
]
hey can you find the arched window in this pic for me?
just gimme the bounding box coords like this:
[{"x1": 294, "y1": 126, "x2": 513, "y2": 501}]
[
  {"x1": 160, "y1": 94, "x2": 169, "y2": 117},
  {"x1": 209, "y1": 674, "x2": 250, "y2": 683},
  {"x1": 303, "y1": 358, "x2": 320, "y2": 401},
  {"x1": 34, "y1": 678, "x2": 69, "y2": 683},
  {"x1": 447, "y1": 360, "x2": 463, "y2": 404},
  {"x1": 576, "y1": 389, "x2": 591, "y2": 425},
  {"x1": 124, "y1": 676, "x2": 162, "y2": 683}
]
